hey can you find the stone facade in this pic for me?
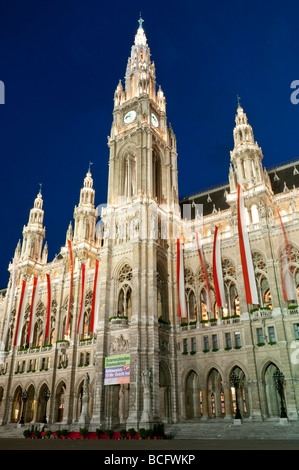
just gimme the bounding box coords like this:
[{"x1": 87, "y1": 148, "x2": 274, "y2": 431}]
[{"x1": 0, "y1": 19, "x2": 298, "y2": 429}]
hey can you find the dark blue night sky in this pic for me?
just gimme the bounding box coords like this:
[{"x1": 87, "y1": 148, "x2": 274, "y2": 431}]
[{"x1": 1, "y1": 0, "x2": 299, "y2": 288}]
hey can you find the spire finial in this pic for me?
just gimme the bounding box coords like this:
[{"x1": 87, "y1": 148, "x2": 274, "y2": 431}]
[
  {"x1": 39, "y1": 182, "x2": 42, "y2": 195},
  {"x1": 237, "y1": 94, "x2": 242, "y2": 109},
  {"x1": 88, "y1": 161, "x2": 93, "y2": 173},
  {"x1": 138, "y1": 12, "x2": 144, "y2": 29}
]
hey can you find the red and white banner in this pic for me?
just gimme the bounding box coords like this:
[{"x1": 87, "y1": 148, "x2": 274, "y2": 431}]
[
  {"x1": 213, "y1": 226, "x2": 226, "y2": 309},
  {"x1": 3, "y1": 258, "x2": 18, "y2": 348},
  {"x1": 77, "y1": 262, "x2": 88, "y2": 335},
  {"x1": 14, "y1": 279, "x2": 28, "y2": 347},
  {"x1": 27, "y1": 276, "x2": 40, "y2": 344},
  {"x1": 277, "y1": 209, "x2": 296, "y2": 301},
  {"x1": 90, "y1": 259, "x2": 100, "y2": 333},
  {"x1": 237, "y1": 184, "x2": 259, "y2": 305},
  {"x1": 45, "y1": 273, "x2": 51, "y2": 341},
  {"x1": 65, "y1": 239, "x2": 74, "y2": 337},
  {"x1": 196, "y1": 232, "x2": 212, "y2": 313},
  {"x1": 177, "y1": 238, "x2": 187, "y2": 318}
]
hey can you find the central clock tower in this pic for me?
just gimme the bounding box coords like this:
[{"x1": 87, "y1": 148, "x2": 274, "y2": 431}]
[
  {"x1": 91, "y1": 18, "x2": 181, "y2": 429},
  {"x1": 107, "y1": 17, "x2": 178, "y2": 206}
]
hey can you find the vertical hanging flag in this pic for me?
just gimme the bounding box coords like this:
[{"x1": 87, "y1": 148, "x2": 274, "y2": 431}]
[
  {"x1": 65, "y1": 239, "x2": 74, "y2": 337},
  {"x1": 177, "y1": 238, "x2": 187, "y2": 318},
  {"x1": 45, "y1": 273, "x2": 51, "y2": 341},
  {"x1": 237, "y1": 184, "x2": 259, "y2": 305},
  {"x1": 90, "y1": 259, "x2": 100, "y2": 333},
  {"x1": 14, "y1": 279, "x2": 28, "y2": 347},
  {"x1": 196, "y1": 232, "x2": 212, "y2": 313},
  {"x1": 212, "y1": 226, "x2": 226, "y2": 309},
  {"x1": 277, "y1": 209, "x2": 296, "y2": 301},
  {"x1": 3, "y1": 258, "x2": 18, "y2": 349},
  {"x1": 27, "y1": 276, "x2": 40, "y2": 344},
  {"x1": 77, "y1": 262, "x2": 88, "y2": 335}
]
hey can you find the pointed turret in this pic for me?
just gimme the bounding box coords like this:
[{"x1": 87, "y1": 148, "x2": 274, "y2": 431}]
[
  {"x1": 65, "y1": 221, "x2": 73, "y2": 245},
  {"x1": 73, "y1": 165, "x2": 97, "y2": 244},
  {"x1": 229, "y1": 99, "x2": 265, "y2": 192},
  {"x1": 41, "y1": 241, "x2": 48, "y2": 264},
  {"x1": 227, "y1": 100, "x2": 274, "y2": 226},
  {"x1": 20, "y1": 186, "x2": 46, "y2": 262},
  {"x1": 14, "y1": 239, "x2": 21, "y2": 260},
  {"x1": 112, "y1": 17, "x2": 163, "y2": 108}
]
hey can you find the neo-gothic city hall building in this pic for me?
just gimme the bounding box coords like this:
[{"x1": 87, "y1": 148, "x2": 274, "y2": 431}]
[{"x1": 0, "y1": 20, "x2": 299, "y2": 430}]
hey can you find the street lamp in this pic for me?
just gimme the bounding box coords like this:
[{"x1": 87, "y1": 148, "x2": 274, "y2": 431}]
[
  {"x1": 43, "y1": 388, "x2": 51, "y2": 424},
  {"x1": 273, "y1": 369, "x2": 287, "y2": 419},
  {"x1": 19, "y1": 389, "x2": 28, "y2": 425},
  {"x1": 230, "y1": 371, "x2": 242, "y2": 420}
]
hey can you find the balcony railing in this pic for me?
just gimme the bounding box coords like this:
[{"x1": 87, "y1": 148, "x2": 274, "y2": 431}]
[{"x1": 179, "y1": 316, "x2": 241, "y2": 331}]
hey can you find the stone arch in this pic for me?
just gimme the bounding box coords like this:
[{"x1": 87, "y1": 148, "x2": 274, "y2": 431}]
[
  {"x1": 36, "y1": 382, "x2": 51, "y2": 423},
  {"x1": 263, "y1": 362, "x2": 286, "y2": 419},
  {"x1": 185, "y1": 369, "x2": 201, "y2": 419},
  {"x1": 11, "y1": 385, "x2": 23, "y2": 423},
  {"x1": 54, "y1": 381, "x2": 66, "y2": 423},
  {"x1": 159, "y1": 361, "x2": 172, "y2": 422},
  {"x1": 76, "y1": 377, "x2": 85, "y2": 422},
  {"x1": 206, "y1": 367, "x2": 225, "y2": 418},
  {"x1": 25, "y1": 383, "x2": 35, "y2": 423},
  {"x1": 228, "y1": 365, "x2": 250, "y2": 419}
]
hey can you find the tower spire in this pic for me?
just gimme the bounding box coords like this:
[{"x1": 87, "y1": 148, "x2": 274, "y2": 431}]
[
  {"x1": 73, "y1": 170, "x2": 97, "y2": 245},
  {"x1": 138, "y1": 13, "x2": 144, "y2": 29},
  {"x1": 237, "y1": 94, "x2": 241, "y2": 109},
  {"x1": 229, "y1": 102, "x2": 266, "y2": 192},
  {"x1": 20, "y1": 187, "x2": 46, "y2": 261}
]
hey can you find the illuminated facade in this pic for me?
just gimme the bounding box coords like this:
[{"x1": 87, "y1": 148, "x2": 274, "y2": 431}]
[{"x1": 0, "y1": 19, "x2": 299, "y2": 429}]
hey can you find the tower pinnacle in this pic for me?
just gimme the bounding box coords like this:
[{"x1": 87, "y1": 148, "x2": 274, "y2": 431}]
[{"x1": 138, "y1": 14, "x2": 144, "y2": 29}]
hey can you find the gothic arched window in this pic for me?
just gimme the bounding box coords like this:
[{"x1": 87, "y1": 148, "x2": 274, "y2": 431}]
[
  {"x1": 157, "y1": 266, "x2": 168, "y2": 323},
  {"x1": 123, "y1": 150, "x2": 136, "y2": 199},
  {"x1": 252, "y1": 250, "x2": 272, "y2": 308},
  {"x1": 152, "y1": 150, "x2": 162, "y2": 203},
  {"x1": 117, "y1": 264, "x2": 133, "y2": 319}
]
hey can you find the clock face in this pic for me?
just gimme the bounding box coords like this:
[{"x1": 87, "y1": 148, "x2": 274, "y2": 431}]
[
  {"x1": 151, "y1": 113, "x2": 159, "y2": 128},
  {"x1": 124, "y1": 110, "x2": 136, "y2": 124}
]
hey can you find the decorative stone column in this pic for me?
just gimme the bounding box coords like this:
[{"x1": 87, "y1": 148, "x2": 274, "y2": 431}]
[
  {"x1": 78, "y1": 373, "x2": 90, "y2": 426},
  {"x1": 139, "y1": 368, "x2": 153, "y2": 428},
  {"x1": 223, "y1": 384, "x2": 232, "y2": 421},
  {"x1": 200, "y1": 387, "x2": 209, "y2": 421}
]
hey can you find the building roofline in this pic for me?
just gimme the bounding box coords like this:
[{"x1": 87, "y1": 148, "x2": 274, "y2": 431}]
[{"x1": 180, "y1": 157, "x2": 299, "y2": 202}]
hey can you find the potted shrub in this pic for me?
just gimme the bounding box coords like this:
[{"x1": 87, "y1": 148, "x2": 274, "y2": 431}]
[
  {"x1": 105, "y1": 429, "x2": 114, "y2": 439},
  {"x1": 128, "y1": 428, "x2": 136, "y2": 440},
  {"x1": 153, "y1": 423, "x2": 164, "y2": 439},
  {"x1": 55, "y1": 429, "x2": 62, "y2": 439},
  {"x1": 61, "y1": 428, "x2": 69, "y2": 439},
  {"x1": 95, "y1": 428, "x2": 104, "y2": 439},
  {"x1": 23, "y1": 429, "x2": 31, "y2": 439},
  {"x1": 138, "y1": 428, "x2": 147, "y2": 440},
  {"x1": 119, "y1": 429, "x2": 127, "y2": 440},
  {"x1": 44, "y1": 430, "x2": 52, "y2": 439},
  {"x1": 145, "y1": 429, "x2": 154, "y2": 440},
  {"x1": 79, "y1": 427, "x2": 89, "y2": 439},
  {"x1": 33, "y1": 429, "x2": 41, "y2": 439}
]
